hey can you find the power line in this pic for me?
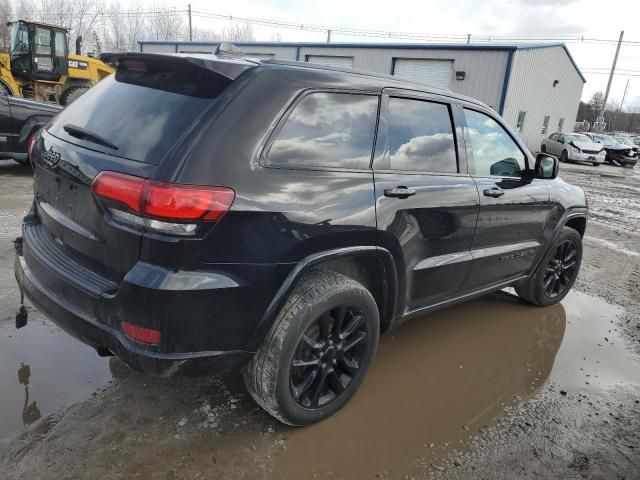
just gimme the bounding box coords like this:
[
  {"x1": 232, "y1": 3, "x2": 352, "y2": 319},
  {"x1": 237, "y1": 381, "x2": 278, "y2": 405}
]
[{"x1": 13, "y1": 7, "x2": 640, "y2": 46}]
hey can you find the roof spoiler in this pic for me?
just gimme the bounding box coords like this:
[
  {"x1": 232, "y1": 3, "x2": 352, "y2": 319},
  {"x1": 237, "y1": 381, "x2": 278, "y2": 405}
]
[
  {"x1": 213, "y1": 42, "x2": 245, "y2": 57},
  {"x1": 98, "y1": 52, "x2": 257, "y2": 80}
]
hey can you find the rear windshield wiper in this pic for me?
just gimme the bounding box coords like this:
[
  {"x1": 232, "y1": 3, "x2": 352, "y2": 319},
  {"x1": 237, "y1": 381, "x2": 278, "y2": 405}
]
[{"x1": 63, "y1": 124, "x2": 119, "y2": 150}]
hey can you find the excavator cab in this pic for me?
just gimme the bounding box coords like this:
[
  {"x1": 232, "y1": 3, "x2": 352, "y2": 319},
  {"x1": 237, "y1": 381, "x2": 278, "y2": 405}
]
[
  {"x1": 9, "y1": 20, "x2": 69, "y2": 83},
  {"x1": 2, "y1": 20, "x2": 114, "y2": 104}
]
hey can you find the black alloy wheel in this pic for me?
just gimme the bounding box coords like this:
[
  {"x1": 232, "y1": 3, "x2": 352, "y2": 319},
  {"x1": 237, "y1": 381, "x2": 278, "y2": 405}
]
[
  {"x1": 290, "y1": 305, "x2": 369, "y2": 408},
  {"x1": 543, "y1": 239, "x2": 579, "y2": 299}
]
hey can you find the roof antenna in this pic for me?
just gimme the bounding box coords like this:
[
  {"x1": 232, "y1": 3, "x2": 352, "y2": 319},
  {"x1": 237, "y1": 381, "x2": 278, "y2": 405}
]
[{"x1": 213, "y1": 42, "x2": 245, "y2": 57}]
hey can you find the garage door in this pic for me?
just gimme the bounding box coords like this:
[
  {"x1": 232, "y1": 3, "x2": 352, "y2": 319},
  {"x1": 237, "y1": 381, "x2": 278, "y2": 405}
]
[
  {"x1": 306, "y1": 55, "x2": 354, "y2": 68},
  {"x1": 393, "y1": 59, "x2": 454, "y2": 89}
]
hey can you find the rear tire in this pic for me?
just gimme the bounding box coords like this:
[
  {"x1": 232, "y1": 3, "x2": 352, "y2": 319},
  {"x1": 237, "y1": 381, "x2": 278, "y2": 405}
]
[
  {"x1": 592, "y1": 162, "x2": 600, "y2": 167},
  {"x1": 541, "y1": 145, "x2": 547, "y2": 153},
  {"x1": 243, "y1": 270, "x2": 379, "y2": 426},
  {"x1": 60, "y1": 86, "x2": 89, "y2": 106},
  {"x1": 516, "y1": 226, "x2": 582, "y2": 306}
]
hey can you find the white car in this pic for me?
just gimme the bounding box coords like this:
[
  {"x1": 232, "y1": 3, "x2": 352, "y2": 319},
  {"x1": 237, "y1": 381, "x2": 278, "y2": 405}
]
[{"x1": 541, "y1": 133, "x2": 606, "y2": 166}]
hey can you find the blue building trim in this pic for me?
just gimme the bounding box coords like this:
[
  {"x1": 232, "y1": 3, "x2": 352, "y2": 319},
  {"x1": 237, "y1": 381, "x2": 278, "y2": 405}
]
[
  {"x1": 137, "y1": 40, "x2": 586, "y2": 84},
  {"x1": 498, "y1": 50, "x2": 514, "y2": 115}
]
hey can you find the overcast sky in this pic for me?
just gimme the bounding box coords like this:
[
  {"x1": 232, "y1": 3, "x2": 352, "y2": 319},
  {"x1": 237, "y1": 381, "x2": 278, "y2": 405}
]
[{"x1": 185, "y1": 0, "x2": 640, "y2": 109}]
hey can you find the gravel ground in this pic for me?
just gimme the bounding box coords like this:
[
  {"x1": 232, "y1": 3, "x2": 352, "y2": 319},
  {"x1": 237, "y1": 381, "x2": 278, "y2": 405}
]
[{"x1": 0, "y1": 159, "x2": 638, "y2": 479}]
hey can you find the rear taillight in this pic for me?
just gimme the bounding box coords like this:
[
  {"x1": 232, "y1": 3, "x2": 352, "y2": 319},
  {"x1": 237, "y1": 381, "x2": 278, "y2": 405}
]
[
  {"x1": 27, "y1": 131, "x2": 37, "y2": 159},
  {"x1": 90, "y1": 171, "x2": 235, "y2": 235}
]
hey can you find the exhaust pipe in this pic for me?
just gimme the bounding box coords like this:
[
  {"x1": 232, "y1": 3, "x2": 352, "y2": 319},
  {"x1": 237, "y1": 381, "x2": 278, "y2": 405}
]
[{"x1": 75, "y1": 36, "x2": 82, "y2": 55}]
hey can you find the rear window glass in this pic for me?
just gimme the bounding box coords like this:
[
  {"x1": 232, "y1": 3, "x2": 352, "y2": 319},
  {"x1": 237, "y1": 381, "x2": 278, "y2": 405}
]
[
  {"x1": 266, "y1": 92, "x2": 379, "y2": 170},
  {"x1": 48, "y1": 59, "x2": 230, "y2": 165}
]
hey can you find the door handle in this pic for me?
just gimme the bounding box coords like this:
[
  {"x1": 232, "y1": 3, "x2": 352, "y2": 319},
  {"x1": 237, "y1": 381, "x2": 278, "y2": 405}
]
[
  {"x1": 483, "y1": 187, "x2": 505, "y2": 198},
  {"x1": 384, "y1": 186, "x2": 416, "y2": 199}
]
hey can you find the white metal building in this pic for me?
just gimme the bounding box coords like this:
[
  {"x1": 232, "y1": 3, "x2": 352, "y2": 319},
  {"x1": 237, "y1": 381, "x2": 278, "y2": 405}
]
[{"x1": 138, "y1": 41, "x2": 586, "y2": 152}]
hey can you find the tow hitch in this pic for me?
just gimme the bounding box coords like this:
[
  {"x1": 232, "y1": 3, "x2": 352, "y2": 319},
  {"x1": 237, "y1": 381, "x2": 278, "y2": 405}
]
[{"x1": 14, "y1": 236, "x2": 28, "y2": 329}]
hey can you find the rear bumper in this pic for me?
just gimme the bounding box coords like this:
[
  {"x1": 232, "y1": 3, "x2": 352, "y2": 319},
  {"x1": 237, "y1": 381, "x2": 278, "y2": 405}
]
[
  {"x1": 14, "y1": 219, "x2": 292, "y2": 376},
  {"x1": 15, "y1": 254, "x2": 254, "y2": 376}
]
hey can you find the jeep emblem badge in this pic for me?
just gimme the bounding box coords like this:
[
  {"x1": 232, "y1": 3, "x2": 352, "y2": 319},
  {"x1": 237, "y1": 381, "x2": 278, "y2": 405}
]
[{"x1": 42, "y1": 146, "x2": 61, "y2": 167}]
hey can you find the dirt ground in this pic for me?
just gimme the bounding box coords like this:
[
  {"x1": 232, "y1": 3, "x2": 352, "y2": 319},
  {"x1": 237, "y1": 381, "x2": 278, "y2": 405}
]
[{"x1": 0, "y1": 159, "x2": 638, "y2": 480}]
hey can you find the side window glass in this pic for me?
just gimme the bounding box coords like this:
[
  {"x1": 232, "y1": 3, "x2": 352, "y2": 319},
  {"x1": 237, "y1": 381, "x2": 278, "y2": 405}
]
[
  {"x1": 35, "y1": 27, "x2": 52, "y2": 55},
  {"x1": 557, "y1": 134, "x2": 565, "y2": 144},
  {"x1": 54, "y1": 31, "x2": 66, "y2": 57},
  {"x1": 267, "y1": 92, "x2": 378, "y2": 169},
  {"x1": 376, "y1": 97, "x2": 457, "y2": 173},
  {"x1": 464, "y1": 108, "x2": 526, "y2": 177}
]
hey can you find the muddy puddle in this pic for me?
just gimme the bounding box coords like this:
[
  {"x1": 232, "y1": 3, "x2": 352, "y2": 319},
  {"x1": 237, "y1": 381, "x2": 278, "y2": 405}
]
[
  {"x1": 1, "y1": 290, "x2": 638, "y2": 479},
  {"x1": 0, "y1": 314, "x2": 112, "y2": 438}
]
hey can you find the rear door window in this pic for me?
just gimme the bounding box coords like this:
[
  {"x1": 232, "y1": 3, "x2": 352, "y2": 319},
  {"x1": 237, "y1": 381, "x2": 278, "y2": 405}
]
[
  {"x1": 464, "y1": 108, "x2": 526, "y2": 177},
  {"x1": 375, "y1": 97, "x2": 458, "y2": 173},
  {"x1": 47, "y1": 57, "x2": 231, "y2": 165},
  {"x1": 266, "y1": 92, "x2": 379, "y2": 170}
]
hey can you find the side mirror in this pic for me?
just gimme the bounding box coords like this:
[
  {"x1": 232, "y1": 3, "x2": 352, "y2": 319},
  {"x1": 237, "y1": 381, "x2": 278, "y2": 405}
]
[{"x1": 534, "y1": 153, "x2": 558, "y2": 179}]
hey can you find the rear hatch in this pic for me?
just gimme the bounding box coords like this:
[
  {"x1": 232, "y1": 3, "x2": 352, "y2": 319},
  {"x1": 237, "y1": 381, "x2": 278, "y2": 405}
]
[{"x1": 29, "y1": 54, "x2": 254, "y2": 287}]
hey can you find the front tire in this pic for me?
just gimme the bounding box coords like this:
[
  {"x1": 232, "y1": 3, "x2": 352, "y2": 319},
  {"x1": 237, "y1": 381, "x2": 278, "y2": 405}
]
[
  {"x1": 560, "y1": 150, "x2": 568, "y2": 163},
  {"x1": 516, "y1": 226, "x2": 582, "y2": 306},
  {"x1": 244, "y1": 270, "x2": 379, "y2": 426},
  {"x1": 592, "y1": 162, "x2": 600, "y2": 167},
  {"x1": 541, "y1": 145, "x2": 547, "y2": 153}
]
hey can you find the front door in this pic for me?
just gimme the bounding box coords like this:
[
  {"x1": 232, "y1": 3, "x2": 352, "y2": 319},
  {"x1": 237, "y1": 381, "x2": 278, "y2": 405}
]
[
  {"x1": 373, "y1": 92, "x2": 479, "y2": 312},
  {"x1": 460, "y1": 106, "x2": 550, "y2": 291}
]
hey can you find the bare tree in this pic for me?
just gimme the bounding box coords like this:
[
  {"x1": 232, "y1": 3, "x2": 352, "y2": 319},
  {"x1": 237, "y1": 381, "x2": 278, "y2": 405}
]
[
  {"x1": 220, "y1": 22, "x2": 255, "y2": 42},
  {"x1": 103, "y1": 0, "x2": 145, "y2": 51},
  {"x1": 587, "y1": 91, "x2": 604, "y2": 122},
  {"x1": 145, "y1": 1, "x2": 186, "y2": 42},
  {"x1": 0, "y1": 0, "x2": 12, "y2": 51}
]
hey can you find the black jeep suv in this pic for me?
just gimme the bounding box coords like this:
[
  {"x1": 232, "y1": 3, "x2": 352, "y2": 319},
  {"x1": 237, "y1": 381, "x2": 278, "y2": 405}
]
[{"x1": 14, "y1": 52, "x2": 587, "y2": 425}]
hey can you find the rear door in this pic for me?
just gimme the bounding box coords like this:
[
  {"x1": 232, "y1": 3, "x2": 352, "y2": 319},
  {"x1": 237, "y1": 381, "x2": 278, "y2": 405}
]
[
  {"x1": 373, "y1": 90, "x2": 479, "y2": 311},
  {"x1": 460, "y1": 106, "x2": 550, "y2": 291},
  {"x1": 546, "y1": 133, "x2": 560, "y2": 155}
]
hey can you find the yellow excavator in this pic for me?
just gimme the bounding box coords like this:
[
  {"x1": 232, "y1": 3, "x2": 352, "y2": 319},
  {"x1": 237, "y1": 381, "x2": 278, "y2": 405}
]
[{"x1": 0, "y1": 20, "x2": 114, "y2": 105}]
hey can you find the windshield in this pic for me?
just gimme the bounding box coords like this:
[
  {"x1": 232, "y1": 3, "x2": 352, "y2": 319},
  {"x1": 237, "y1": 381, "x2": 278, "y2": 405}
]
[
  {"x1": 616, "y1": 136, "x2": 633, "y2": 145},
  {"x1": 567, "y1": 134, "x2": 588, "y2": 142},
  {"x1": 10, "y1": 22, "x2": 30, "y2": 56}
]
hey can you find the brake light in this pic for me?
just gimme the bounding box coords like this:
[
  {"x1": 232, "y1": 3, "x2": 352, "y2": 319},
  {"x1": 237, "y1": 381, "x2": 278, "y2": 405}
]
[
  {"x1": 122, "y1": 321, "x2": 161, "y2": 345},
  {"x1": 90, "y1": 172, "x2": 235, "y2": 233},
  {"x1": 27, "y1": 131, "x2": 37, "y2": 158}
]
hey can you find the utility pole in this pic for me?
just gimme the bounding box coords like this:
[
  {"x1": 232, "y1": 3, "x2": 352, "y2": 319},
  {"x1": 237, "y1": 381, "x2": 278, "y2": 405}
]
[
  {"x1": 327, "y1": 29, "x2": 331, "y2": 43},
  {"x1": 600, "y1": 30, "x2": 624, "y2": 119},
  {"x1": 188, "y1": 4, "x2": 192, "y2": 42},
  {"x1": 619, "y1": 76, "x2": 630, "y2": 111}
]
